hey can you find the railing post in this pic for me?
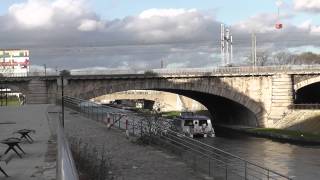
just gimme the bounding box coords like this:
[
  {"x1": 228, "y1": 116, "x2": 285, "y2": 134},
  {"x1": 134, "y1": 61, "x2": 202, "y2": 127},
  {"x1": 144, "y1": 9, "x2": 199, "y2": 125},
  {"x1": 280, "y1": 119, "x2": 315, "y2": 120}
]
[
  {"x1": 245, "y1": 162, "x2": 247, "y2": 180},
  {"x1": 208, "y1": 160, "x2": 211, "y2": 177},
  {"x1": 140, "y1": 120, "x2": 143, "y2": 136},
  {"x1": 225, "y1": 165, "x2": 228, "y2": 180},
  {"x1": 132, "y1": 119, "x2": 135, "y2": 135}
]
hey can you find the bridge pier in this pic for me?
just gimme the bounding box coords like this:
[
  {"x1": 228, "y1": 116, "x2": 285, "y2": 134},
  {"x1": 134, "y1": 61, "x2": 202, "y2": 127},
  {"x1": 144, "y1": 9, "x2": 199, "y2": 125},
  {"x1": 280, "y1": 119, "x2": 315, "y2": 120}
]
[{"x1": 267, "y1": 74, "x2": 294, "y2": 127}]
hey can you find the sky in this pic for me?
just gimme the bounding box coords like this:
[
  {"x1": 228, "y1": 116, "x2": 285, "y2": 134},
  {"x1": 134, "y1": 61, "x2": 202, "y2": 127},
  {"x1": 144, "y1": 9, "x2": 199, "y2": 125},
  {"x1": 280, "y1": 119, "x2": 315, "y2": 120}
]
[{"x1": 0, "y1": 0, "x2": 320, "y2": 70}]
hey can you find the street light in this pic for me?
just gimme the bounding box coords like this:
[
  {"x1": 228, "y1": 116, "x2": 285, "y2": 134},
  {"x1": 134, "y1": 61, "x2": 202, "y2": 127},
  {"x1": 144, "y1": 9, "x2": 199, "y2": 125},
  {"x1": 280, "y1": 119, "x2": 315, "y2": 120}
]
[
  {"x1": 59, "y1": 70, "x2": 70, "y2": 128},
  {"x1": 43, "y1": 64, "x2": 47, "y2": 76}
]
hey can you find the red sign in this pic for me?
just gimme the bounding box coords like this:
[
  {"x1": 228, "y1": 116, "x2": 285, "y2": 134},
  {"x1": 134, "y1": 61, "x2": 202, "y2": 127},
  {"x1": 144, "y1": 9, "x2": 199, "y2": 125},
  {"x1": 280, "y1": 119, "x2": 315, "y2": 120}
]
[{"x1": 275, "y1": 23, "x2": 283, "y2": 29}]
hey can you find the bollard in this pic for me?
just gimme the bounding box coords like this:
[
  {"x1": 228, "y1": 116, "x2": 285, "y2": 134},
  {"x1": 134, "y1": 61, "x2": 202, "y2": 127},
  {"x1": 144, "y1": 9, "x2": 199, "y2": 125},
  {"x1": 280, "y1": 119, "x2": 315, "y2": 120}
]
[
  {"x1": 118, "y1": 114, "x2": 121, "y2": 128},
  {"x1": 106, "y1": 114, "x2": 111, "y2": 128},
  {"x1": 132, "y1": 119, "x2": 135, "y2": 135},
  {"x1": 125, "y1": 117, "x2": 129, "y2": 138},
  {"x1": 140, "y1": 120, "x2": 143, "y2": 136}
]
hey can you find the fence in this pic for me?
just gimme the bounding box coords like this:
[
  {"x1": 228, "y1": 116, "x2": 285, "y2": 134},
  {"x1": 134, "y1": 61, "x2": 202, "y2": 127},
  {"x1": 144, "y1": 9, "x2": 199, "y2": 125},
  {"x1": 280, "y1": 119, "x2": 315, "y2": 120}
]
[
  {"x1": 62, "y1": 96, "x2": 292, "y2": 180},
  {"x1": 3, "y1": 65, "x2": 320, "y2": 77},
  {"x1": 289, "y1": 104, "x2": 320, "y2": 109},
  {"x1": 56, "y1": 113, "x2": 79, "y2": 180}
]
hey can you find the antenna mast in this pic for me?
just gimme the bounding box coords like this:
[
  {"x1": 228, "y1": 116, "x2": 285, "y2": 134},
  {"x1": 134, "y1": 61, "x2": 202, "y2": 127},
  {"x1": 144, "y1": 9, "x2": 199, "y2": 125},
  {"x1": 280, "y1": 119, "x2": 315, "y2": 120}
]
[{"x1": 221, "y1": 24, "x2": 233, "y2": 66}]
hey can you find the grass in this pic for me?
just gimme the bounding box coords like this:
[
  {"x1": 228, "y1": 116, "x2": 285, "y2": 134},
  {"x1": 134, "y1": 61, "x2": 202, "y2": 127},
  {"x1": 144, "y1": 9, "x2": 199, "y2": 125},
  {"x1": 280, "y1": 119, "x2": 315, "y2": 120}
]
[
  {"x1": 161, "y1": 110, "x2": 211, "y2": 119},
  {"x1": 248, "y1": 128, "x2": 320, "y2": 141},
  {"x1": 69, "y1": 137, "x2": 113, "y2": 180},
  {"x1": 0, "y1": 97, "x2": 21, "y2": 106},
  {"x1": 161, "y1": 111, "x2": 181, "y2": 119}
]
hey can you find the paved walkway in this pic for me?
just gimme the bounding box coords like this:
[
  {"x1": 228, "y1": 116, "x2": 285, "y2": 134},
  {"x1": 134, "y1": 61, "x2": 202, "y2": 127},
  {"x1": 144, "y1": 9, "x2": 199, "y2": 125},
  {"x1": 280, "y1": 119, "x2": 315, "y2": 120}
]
[
  {"x1": 0, "y1": 105, "x2": 56, "y2": 180},
  {"x1": 47, "y1": 105, "x2": 204, "y2": 180}
]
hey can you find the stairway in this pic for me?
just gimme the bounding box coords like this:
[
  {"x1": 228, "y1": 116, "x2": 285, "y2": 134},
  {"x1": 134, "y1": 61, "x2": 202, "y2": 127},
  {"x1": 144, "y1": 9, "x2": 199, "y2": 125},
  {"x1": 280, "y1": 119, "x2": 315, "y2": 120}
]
[
  {"x1": 268, "y1": 74, "x2": 294, "y2": 125},
  {"x1": 26, "y1": 79, "x2": 48, "y2": 104}
]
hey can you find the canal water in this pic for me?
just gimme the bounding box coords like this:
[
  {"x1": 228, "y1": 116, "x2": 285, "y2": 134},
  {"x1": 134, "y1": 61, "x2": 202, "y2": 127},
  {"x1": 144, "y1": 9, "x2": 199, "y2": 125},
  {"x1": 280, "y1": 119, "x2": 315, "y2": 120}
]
[{"x1": 202, "y1": 131, "x2": 320, "y2": 180}]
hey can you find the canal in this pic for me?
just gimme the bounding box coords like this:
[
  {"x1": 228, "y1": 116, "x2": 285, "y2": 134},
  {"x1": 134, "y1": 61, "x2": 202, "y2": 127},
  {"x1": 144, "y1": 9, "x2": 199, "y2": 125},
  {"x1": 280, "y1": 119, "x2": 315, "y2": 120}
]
[{"x1": 202, "y1": 131, "x2": 320, "y2": 179}]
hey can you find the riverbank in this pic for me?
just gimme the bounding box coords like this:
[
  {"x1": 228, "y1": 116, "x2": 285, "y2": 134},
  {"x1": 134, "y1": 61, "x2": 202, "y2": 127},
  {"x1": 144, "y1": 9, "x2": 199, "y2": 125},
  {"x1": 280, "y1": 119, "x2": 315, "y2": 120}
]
[{"x1": 215, "y1": 124, "x2": 320, "y2": 145}]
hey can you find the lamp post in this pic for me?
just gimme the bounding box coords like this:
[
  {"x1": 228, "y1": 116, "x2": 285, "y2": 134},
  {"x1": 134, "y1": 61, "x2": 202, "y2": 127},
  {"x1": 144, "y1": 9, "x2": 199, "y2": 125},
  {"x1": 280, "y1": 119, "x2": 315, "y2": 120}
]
[
  {"x1": 61, "y1": 75, "x2": 64, "y2": 127},
  {"x1": 44, "y1": 64, "x2": 47, "y2": 76},
  {"x1": 59, "y1": 70, "x2": 70, "y2": 128}
]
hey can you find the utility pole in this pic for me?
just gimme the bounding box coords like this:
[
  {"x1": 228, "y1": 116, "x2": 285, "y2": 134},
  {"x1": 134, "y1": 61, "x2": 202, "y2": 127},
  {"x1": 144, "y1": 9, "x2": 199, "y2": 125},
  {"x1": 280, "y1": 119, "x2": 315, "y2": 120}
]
[
  {"x1": 251, "y1": 33, "x2": 257, "y2": 66},
  {"x1": 221, "y1": 24, "x2": 225, "y2": 66}
]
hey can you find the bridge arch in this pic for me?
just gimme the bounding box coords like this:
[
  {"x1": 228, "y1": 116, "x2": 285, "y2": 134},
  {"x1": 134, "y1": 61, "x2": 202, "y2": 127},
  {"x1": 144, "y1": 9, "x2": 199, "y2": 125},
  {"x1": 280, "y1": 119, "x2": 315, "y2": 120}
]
[
  {"x1": 69, "y1": 78, "x2": 265, "y2": 126},
  {"x1": 294, "y1": 76, "x2": 320, "y2": 91},
  {"x1": 294, "y1": 76, "x2": 320, "y2": 103}
]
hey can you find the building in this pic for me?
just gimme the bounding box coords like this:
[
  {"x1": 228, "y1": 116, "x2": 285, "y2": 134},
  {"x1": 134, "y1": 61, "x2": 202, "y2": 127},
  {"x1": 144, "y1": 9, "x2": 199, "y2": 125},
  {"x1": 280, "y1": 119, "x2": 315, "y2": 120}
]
[{"x1": 0, "y1": 49, "x2": 30, "y2": 75}]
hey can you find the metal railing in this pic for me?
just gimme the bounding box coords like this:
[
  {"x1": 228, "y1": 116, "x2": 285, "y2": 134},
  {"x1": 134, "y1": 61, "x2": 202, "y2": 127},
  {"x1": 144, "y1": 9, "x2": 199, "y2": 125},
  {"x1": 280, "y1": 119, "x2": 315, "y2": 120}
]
[
  {"x1": 57, "y1": 115, "x2": 79, "y2": 180},
  {"x1": 290, "y1": 104, "x2": 320, "y2": 109},
  {"x1": 62, "y1": 96, "x2": 292, "y2": 180},
  {"x1": 3, "y1": 65, "x2": 320, "y2": 78}
]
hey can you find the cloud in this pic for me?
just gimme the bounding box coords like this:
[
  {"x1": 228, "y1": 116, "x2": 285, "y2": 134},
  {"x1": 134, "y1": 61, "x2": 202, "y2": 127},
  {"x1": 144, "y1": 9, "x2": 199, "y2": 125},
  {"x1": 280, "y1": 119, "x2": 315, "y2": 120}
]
[
  {"x1": 9, "y1": 0, "x2": 54, "y2": 28},
  {"x1": 8, "y1": 0, "x2": 100, "y2": 30},
  {"x1": 138, "y1": 8, "x2": 197, "y2": 19},
  {"x1": 294, "y1": 0, "x2": 320, "y2": 13},
  {"x1": 78, "y1": 19, "x2": 105, "y2": 31},
  {"x1": 122, "y1": 9, "x2": 218, "y2": 44},
  {"x1": 1, "y1": 1, "x2": 320, "y2": 69}
]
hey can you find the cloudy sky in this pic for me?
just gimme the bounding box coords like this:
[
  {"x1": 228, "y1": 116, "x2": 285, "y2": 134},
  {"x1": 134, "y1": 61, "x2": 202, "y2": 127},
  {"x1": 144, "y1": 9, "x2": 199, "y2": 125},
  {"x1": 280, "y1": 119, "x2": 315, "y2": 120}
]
[{"x1": 1, "y1": 0, "x2": 320, "y2": 70}]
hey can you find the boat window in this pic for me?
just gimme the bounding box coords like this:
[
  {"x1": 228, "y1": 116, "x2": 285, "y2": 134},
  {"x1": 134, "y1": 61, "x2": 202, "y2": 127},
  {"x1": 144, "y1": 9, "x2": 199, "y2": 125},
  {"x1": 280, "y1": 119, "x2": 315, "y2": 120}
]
[
  {"x1": 184, "y1": 120, "x2": 194, "y2": 126},
  {"x1": 199, "y1": 120, "x2": 208, "y2": 126}
]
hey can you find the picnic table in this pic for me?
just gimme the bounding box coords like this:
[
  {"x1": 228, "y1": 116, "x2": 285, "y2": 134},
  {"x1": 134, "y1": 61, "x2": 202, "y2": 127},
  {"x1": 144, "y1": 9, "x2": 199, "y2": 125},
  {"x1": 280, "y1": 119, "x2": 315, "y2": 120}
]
[
  {"x1": 0, "y1": 165, "x2": 8, "y2": 177},
  {"x1": 14, "y1": 129, "x2": 34, "y2": 143},
  {"x1": 1, "y1": 138, "x2": 25, "y2": 158}
]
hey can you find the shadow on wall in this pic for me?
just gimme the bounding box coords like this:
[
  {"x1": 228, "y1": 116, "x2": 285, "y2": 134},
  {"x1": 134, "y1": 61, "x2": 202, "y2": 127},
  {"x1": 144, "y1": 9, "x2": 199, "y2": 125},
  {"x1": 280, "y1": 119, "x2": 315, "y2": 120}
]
[{"x1": 286, "y1": 113, "x2": 320, "y2": 134}]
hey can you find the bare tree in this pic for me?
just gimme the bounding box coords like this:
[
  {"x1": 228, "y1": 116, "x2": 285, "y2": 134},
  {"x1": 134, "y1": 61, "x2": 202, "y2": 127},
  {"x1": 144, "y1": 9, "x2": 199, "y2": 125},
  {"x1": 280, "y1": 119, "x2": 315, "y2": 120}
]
[
  {"x1": 271, "y1": 52, "x2": 296, "y2": 65},
  {"x1": 256, "y1": 51, "x2": 270, "y2": 66}
]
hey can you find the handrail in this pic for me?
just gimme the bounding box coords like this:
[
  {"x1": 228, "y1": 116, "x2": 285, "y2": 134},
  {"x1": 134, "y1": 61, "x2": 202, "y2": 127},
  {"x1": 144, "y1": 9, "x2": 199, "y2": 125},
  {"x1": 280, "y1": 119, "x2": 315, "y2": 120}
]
[
  {"x1": 3, "y1": 65, "x2": 320, "y2": 78},
  {"x1": 56, "y1": 118, "x2": 79, "y2": 180},
  {"x1": 290, "y1": 104, "x2": 320, "y2": 109}
]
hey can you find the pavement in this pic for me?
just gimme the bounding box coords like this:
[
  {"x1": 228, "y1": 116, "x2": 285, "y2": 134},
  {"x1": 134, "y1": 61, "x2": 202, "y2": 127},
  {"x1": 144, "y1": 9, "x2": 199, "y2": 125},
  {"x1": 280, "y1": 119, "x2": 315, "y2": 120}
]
[
  {"x1": 0, "y1": 105, "x2": 56, "y2": 180},
  {"x1": 0, "y1": 104, "x2": 204, "y2": 180},
  {"x1": 47, "y1": 105, "x2": 205, "y2": 180}
]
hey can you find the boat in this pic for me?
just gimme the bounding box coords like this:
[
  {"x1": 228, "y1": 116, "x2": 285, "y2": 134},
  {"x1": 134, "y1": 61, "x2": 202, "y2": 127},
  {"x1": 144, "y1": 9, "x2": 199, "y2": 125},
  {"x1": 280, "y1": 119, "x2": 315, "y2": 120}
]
[{"x1": 172, "y1": 112, "x2": 215, "y2": 138}]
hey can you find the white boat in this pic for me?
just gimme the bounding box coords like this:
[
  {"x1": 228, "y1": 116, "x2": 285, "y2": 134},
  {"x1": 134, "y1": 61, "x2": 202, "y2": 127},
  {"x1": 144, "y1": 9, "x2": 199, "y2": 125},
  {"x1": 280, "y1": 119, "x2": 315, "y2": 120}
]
[{"x1": 172, "y1": 112, "x2": 215, "y2": 138}]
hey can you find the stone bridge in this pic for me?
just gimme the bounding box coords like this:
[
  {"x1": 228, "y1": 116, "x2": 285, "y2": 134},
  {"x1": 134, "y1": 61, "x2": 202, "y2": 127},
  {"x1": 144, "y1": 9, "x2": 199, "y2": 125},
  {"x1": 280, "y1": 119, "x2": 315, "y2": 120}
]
[{"x1": 2, "y1": 66, "x2": 320, "y2": 128}]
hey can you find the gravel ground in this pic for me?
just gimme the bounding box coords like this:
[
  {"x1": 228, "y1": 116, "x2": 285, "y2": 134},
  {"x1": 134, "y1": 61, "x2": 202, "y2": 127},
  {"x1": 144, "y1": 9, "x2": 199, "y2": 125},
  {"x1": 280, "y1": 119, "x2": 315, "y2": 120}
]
[
  {"x1": 47, "y1": 105, "x2": 204, "y2": 180},
  {"x1": 0, "y1": 105, "x2": 56, "y2": 180}
]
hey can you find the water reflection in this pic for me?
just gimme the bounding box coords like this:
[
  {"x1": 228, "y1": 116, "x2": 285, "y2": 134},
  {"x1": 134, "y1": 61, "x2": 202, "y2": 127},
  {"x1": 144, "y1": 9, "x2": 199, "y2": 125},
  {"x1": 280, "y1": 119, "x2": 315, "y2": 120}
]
[{"x1": 202, "y1": 132, "x2": 320, "y2": 179}]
